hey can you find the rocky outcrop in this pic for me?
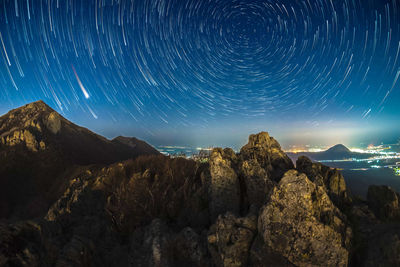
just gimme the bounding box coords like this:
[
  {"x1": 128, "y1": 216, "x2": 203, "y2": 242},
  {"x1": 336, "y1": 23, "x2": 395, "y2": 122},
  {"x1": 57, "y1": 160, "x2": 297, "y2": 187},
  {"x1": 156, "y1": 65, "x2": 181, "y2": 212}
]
[
  {"x1": 367, "y1": 185, "x2": 400, "y2": 221},
  {"x1": 209, "y1": 148, "x2": 240, "y2": 220},
  {"x1": 240, "y1": 132, "x2": 294, "y2": 181},
  {"x1": 258, "y1": 170, "x2": 352, "y2": 267},
  {"x1": 130, "y1": 219, "x2": 210, "y2": 267},
  {"x1": 44, "y1": 112, "x2": 62, "y2": 134},
  {"x1": 0, "y1": 129, "x2": 43, "y2": 152},
  {"x1": 4, "y1": 112, "x2": 400, "y2": 267},
  {"x1": 207, "y1": 212, "x2": 257, "y2": 267},
  {"x1": 238, "y1": 159, "x2": 275, "y2": 209},
  {"x1": 296, "y1": 156, "x2": 351, "y2": 210},
  {"x1": 208, "y1": 132, "x2": 293, "y2": 220}
]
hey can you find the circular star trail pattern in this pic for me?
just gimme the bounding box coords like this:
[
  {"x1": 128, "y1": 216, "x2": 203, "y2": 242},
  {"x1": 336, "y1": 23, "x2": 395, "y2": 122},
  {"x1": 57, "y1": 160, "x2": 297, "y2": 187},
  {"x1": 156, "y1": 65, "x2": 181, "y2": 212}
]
[{"x1": 0, "y1": 0, "x2": 400, "y2": 136}]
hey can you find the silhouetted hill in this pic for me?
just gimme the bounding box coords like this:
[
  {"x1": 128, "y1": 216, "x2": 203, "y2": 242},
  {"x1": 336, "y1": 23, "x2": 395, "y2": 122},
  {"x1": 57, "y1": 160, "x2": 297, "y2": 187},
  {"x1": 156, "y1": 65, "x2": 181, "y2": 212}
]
[
  {"x1": 326, "y1": 144, "x2": 352, "y2": 154},
  {"x1": 0, "y1": 100, "x2": 159, "y2": 219},
  {"x1": 288, "y1": 143, "x2": 375, "y2": 162}
]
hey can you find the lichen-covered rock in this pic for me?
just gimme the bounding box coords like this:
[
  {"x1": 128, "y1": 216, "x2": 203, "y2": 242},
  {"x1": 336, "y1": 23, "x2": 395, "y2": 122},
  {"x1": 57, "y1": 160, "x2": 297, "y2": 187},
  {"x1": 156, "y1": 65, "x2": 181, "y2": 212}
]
[
  {"x1": 209, "y1": 148, "x2": 240, "y2": 220},
  {"x1": 258, "y1": 170, "x2": 351, "y2": 267},
  {"x1": 240, "y1": 132, "x2": 293, "y2": 181},
  {"x1": 297, "y1": 156, "x2": 351, "y2": 209},
  {"x1": 367, "y1": 185, "x2": 400, "y2": 221},
  {"x1": 207, "y1": 212, "x2": 257, "y2": 267},
  {"x1": 239, "y1": 159, "x2": 275, "y2": 209}
]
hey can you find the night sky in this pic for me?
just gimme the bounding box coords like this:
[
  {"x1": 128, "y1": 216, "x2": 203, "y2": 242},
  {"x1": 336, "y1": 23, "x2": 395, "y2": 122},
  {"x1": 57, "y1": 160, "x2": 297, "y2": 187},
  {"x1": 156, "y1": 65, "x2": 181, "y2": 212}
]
[{"x1": 0, "y1": 0, "x2": 400, "y2": 148}]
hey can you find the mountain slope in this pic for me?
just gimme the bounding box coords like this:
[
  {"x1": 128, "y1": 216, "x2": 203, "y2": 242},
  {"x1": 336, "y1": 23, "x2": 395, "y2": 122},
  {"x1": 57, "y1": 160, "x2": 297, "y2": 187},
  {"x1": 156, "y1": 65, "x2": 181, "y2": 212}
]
[{"x1": 0, "y1": 100, "x2": 159, "y2": 220}]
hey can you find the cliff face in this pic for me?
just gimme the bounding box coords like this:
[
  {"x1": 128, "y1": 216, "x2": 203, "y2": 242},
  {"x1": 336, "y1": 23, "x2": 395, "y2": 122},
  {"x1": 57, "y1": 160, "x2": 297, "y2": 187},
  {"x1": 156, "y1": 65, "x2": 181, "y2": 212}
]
[
  {"x1": 0, "y1": 104, "x2": 398, "y2": 267},
  {"x1": 0, "y1": 101, "x2": 159, "y2": 220}
]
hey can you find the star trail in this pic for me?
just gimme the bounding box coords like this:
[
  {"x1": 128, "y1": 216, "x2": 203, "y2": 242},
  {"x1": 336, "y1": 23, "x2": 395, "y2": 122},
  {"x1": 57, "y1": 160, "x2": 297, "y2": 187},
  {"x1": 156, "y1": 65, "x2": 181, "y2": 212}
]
[{"x1": 0, "y1": 0, "x2": 400, "y2": 147}]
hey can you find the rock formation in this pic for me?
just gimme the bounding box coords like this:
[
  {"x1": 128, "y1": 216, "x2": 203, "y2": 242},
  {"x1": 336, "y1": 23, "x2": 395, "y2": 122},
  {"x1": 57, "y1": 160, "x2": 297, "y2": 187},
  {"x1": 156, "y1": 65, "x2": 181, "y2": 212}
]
[
  {"x1": 258, "y1": 170, "x2": 352, "y2": 267},
  {"x1": 207, "y1": 212, "x2": 257, "y2": 267},
  {"x1": 1, "y1": 102, "x2": 400, "y2": 267},
  {"x1": 240, "y1": 132, "x2": 294, "y2": 181},
  {"x1": 296, "y1": 156, "x2": 351, "y2": 210},
  {"x1": 209, "y1": 148, "x2": 241, "y2": 219},
  {"x1": 367, "y1": 185, "x2": 400, "y2": 221}
]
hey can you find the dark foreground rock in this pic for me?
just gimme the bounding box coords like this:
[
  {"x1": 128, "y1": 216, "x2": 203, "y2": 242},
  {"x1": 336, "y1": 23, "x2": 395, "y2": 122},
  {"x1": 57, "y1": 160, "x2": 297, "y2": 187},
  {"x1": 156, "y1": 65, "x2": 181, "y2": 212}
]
[
  {"x1": 258, "y1": 170, "x2": 351, "y2": 267},
  {"x1": 1, "y1": 123, "x2": 400, "y2": 267},
  {"x1": 296, "y1": 156, "x2": 351, "y2": 210},
  {"x1": 367, "y1": 185, "x2": 400, "y2": 221}
]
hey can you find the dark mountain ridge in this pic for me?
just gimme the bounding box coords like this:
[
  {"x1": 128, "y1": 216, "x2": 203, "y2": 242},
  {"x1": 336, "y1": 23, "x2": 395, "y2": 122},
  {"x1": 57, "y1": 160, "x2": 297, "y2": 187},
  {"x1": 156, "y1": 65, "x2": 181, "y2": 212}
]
[{"x1": 0, "y1": 100, "x2": 159, "y2": 220}]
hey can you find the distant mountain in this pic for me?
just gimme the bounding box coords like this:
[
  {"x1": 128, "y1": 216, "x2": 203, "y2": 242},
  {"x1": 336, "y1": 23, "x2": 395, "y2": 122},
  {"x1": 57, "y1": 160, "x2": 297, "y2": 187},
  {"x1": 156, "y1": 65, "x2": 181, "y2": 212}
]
[
  {"x1": 0, "y1": 100, "x2": 159, "y2": 219},
  {"x1": 326, "y1": 144, "x2": 352, "y2": 154},
  {"x1": 287, "y1": 144, "x2": 375, "y2": 162}
]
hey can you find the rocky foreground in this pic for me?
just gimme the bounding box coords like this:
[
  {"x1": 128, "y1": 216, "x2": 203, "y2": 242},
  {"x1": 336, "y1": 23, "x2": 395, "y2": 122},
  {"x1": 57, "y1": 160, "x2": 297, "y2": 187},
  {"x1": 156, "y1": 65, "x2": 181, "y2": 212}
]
[{"x1": 1, "y1": 103, "x2": 400, "y2": 266}]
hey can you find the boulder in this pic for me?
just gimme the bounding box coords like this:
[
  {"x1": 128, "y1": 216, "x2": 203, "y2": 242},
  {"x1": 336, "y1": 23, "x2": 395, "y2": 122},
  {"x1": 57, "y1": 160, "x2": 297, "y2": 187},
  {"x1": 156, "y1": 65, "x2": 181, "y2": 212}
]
[
  {"x1": 258, "y1": 170, "x2": 351, "y2": 267},
  {"x1": 367, "y1": 185, "x2": 400, "y2": 221},
  {"x1": 239, "y1": 159, "x2": 275, "y2": 209},
  {"x1": 207, "y1": 212, "x2": 257, "y2": 267},
  {"x1": 130, "y1": 219, "x2": 210, "y2": 267},
  {"x1": 240, "y1": 132, "x2": 293, "y2": 181},
  {"x1": 297, "y1": 156, "x2": 351, "y2": 209},
  {"x1": 209, "y1": 148, "x2": 240, "y2": 220},
  {"x1": 130, "y1": 219, "x2": 173, "y2": 267},
  {"x1": 171, "y1": 227, "x2": 210, "y2": 267}
]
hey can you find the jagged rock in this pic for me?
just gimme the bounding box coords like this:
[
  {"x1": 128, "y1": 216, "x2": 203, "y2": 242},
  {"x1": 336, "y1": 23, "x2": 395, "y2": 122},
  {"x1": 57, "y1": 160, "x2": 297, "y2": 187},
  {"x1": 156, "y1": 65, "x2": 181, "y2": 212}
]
[
  {"x1": 240, "y1": 132, "x2": 293, "y2": 181},
  {"x1": 258, "y1": 170, "x2": 351, "y2": 267},
  {"x1": 46, "y1": 173, "x2": 106, "y2": 222},
  {"x1": 239, "y1": 159, "x2": 275, "y2": 209},
  {"x1": 349, "y1": 201, "x2": 400, "y2": 266},
  {"x1": 207, "y1": 212, "x2": 257, "y2": 267},
  {"x1": 362, "y1": 225, "x2": 400, "y2": 267},
  {"x1": 367, "y1": 185, "x2": 400, "y2": 221},
  {"x1": 130, "y1": 219, "x2": 210, "y2": 267},
  {"x1": 171, "y1": 227, "x2": 210, "y2": 267},
  {"x1": 296, "y1": 156, "x2": 351, "y2": 209},
  {"x1": 249, "y1": 235, "x2": 296, "y2": 267},
  {"x1": 209, "y1": 148, "x2": 240, "y2": 220},
  {"x1": 129, "y1": 219, "x2": 171, "y2": 267}
]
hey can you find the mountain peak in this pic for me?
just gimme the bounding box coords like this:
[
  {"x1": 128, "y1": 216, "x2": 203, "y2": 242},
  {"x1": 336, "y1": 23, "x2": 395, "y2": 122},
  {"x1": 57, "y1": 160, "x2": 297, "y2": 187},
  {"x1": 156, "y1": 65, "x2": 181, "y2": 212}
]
[
  {"x1": 326, "y1": 144, "x2": 351, "y2": 153},
  {"x1": 22, "y1": 100, "x2": 55, "y2": 112}
]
